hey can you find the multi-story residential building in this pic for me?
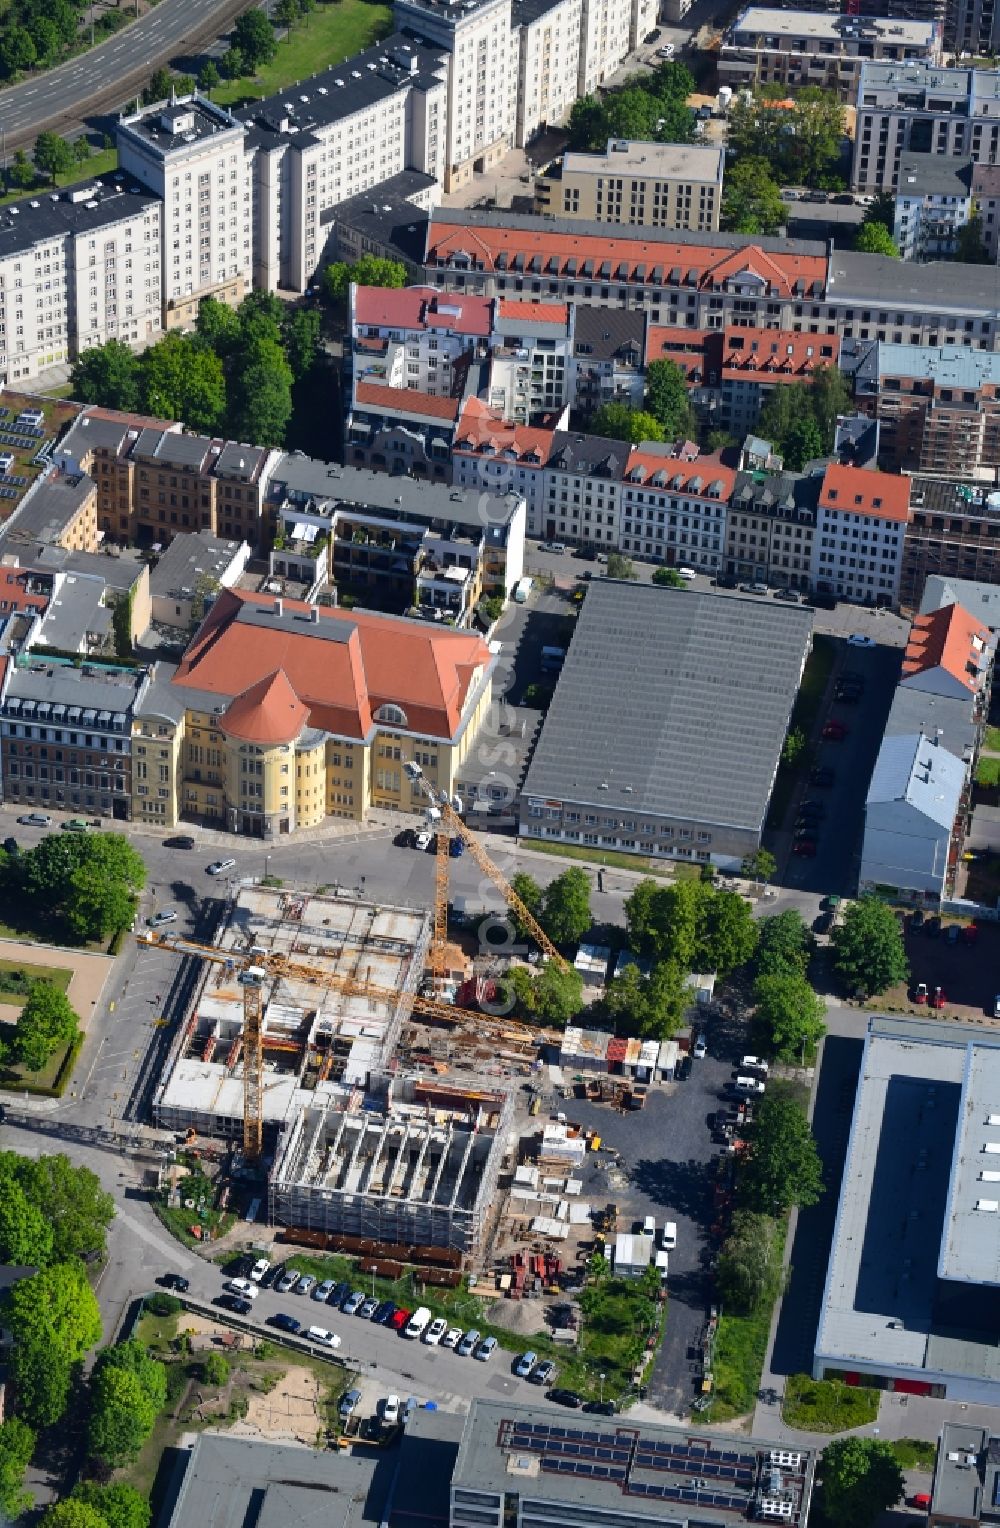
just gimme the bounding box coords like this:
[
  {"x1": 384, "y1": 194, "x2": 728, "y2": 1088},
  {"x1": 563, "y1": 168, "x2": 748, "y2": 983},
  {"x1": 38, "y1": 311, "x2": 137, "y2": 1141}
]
[
  {"x1": 852, "y1": 63, "x2": 1000, "y2": 194},
  {"x1": 488, "y1": 300, "x2": 573, "y2": 421},
  {"x1": 811, "y1": 461, "x2": 910, "y2": 605},
  {"x1": 535, "y1": 139, "x2": 724, "y2": 231},
  {"x1": 0, "y1": 657, "x2": 148, "y2": 820},
  {"x1": 570, "y1": 306, "x2": 645, "y2": 414},
  {"x1": 167, "y1": 587, "x2": 496, "y2": 834},
  {"x1": 452, "y1": 398, "x2": 554, "y2": 532},
  {"x1": 720, "y1": 10, "x2": 939, "y2": 102},
  {"x1": 347, "y1": 382, "x2": 462, "y2": 478},
  {"x1": 972, "y1": 161, "x2": 1000, "y2": 261},
  {"x1": 117, "y1": 96, "x2": 252, "y2": 330},
  {"x1": 893, "y1": 152, "x2": 975, "y2": 260},
  {"x1": 901, "y1": 477, "x2": 1000, "y2": 608},
  {"x1": 541, "y1": 430, "x2": 627, "y2": 547},
  {"x1": 0, "y1": 182, "x2": 161, "y2": 387},
  {"x1": 327, "y1": 170, "x2": 439, "y2": 278},
  {"x1": 512, "y1": 0, "x2": 582, "y2": 147},
  {"x1": 619, "y1": 446, "x2": 732, "y2": 572},
  {"x1": 393, "y1": 0, "x2": 517, "y2": 191},
  {"x1": 349, "y1": 284, "x2": 492, "y2": 398},
  {"x1": 717, "y1": 327, "x2": 840, "y2": 434},
  {"x1": 725, "y1": 464, "x2": 821, "y2": 589},
  {"x1": 854, "y1": 341, "x2": 1000, "y2": 477},
  {"x1": 53, "y1": 407, "x2": 279, "y2": 546}
]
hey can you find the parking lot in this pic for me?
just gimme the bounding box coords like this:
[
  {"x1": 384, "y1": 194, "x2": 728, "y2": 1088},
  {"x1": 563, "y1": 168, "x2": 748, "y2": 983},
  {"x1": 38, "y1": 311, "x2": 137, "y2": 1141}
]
[{"x1": 888, "y1": 917, "x2": 1000, "y2": 1021}]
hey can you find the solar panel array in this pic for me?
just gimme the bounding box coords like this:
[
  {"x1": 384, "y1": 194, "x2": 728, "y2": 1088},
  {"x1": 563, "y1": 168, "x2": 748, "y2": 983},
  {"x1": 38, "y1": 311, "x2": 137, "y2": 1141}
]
[
  {"x1": 0, "y1": 487, "x2": 18, "y2": 500},
  {"x1": 542, "y1": 1458, "x2": 627, "y2": 1484},
  {"x1": 0, "y1": 429, "x2": 41, "y2": 450},
  {"x1": 507, "y1": 1420, "x2": 631, "y2": 1463},
  {"x1": 0, "y1": 474, "x2": 28, "y2": 488},
  {"x1": 629, "y1": 1480, "x2": 748, "y2": 1512},
  {"x1": 635, "y1": 1440, "x2": 755, "y2": 1485}
]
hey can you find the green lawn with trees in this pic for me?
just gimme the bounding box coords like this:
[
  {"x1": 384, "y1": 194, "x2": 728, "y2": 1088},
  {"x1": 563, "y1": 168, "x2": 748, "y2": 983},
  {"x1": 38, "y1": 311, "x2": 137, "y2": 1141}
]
[
  {"x1": 567, "y1": 61, "x2": 695, "y2": 153},
  {"x1": 213, "y1": 0, "x2": 392, "y2": 106},
  {"x1": 782, "y1": 1374, "x2": 879, "y2": 1432},
  {"x1": 757, "y1": 365, "x2": 851, "y2": 469},
  {"x1": 725, "y1": 87, "x2": 846, "y2": 189},
  {"x1": 324, "y1": 253, "x2": 407, "y2": 304},
  {"x1": 721, "y1": 157, "x2": 785, "y2": 235}
]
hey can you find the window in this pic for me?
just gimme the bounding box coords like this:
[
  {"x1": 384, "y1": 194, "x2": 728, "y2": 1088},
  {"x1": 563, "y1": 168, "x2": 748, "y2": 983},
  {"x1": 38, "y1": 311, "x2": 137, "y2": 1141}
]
[{"x1": 374, "y1": 702, "x2": 408, "y2": 727}]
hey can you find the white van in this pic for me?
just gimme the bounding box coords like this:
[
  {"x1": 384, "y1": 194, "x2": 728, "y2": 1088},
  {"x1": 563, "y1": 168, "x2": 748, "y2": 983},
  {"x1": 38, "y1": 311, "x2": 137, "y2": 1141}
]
[
  {"x1": 660, "y1": 1221, "x2": 677, "y2": 1251},
  {"x1": 404, "y1": 1305, "x2": 433, "y2": 1340},
  {"x1": 641, "y1": 1215, "x2": 656, "y2": 1239},
  {"x1": 514, "y1": 577, "x2": 533, "y2": 603},
  {"x1": 734, "y1": 1076, "x2": 766, "y2": 1095}
]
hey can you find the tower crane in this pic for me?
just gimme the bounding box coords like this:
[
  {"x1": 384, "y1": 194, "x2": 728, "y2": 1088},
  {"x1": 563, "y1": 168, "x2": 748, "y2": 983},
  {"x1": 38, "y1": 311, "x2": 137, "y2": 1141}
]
[
  {"x1": 139, "y1": 928, "x2": 560, "y2": 1163},
  {"x1": 403, "y1": 762, "x2": 570, "y2": 975}
]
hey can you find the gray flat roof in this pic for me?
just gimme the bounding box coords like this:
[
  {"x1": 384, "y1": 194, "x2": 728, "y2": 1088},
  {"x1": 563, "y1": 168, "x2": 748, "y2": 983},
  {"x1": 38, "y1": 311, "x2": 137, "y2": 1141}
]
[
  {"x1": 3, "y1": 657, "x2": 142, "y2": 714},
  {"x1": 897, "y1": 152, "x2": 975, "y2": 198},
  {"x1": 453, "y1": 1400, "x2": 815, "y2": 1527},
  {"x1": 921, "y1": 574, "x2": 1000, "y2": 630},
  {"x1": 3, "y1": 473, "x2": 94, "y2": 548},
  {"x1": 941, "y1": 1045, "x2": 1000, "y2": 1285},
  {"x1": 150, "y1": 531, "x2": 245, "y2": 601},
  {"x1": 858, "y1": 60, "x2": 1000, "y2": 97},
  {"x1": 874, "y1": 341, "x2": 1000, "y2": 388},
  {"x1": 829, "y1": 248, "x2": 1000, "y2": 312},
  {"x1": 561, "y1": 139, "x2": 724, "y2": 184},
  {"x1": 884, "y1": 684, "x2": 978, "y2": 766},
  {"x1": 931, "y1": 1423, "x2": 990, "y2": 1520},
  {"x1": 268, "y1": 457, "x2": 522, "y2": 533},
  {"x1": 735, "y1": 5, "x2": 936, "y2": 42},
  {"x1": 521, "y1": 582, "x2": 812, "y2": 832},
  {"x1": 37, "y1": 570, "x2": 110, "y2": 652}
]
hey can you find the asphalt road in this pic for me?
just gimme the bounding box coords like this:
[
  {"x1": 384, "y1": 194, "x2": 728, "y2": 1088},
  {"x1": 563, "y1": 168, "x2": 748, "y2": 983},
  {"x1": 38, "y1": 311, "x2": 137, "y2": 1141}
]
[{"x1": 0, "y1": 0, "x2": 253, "y2": 150}]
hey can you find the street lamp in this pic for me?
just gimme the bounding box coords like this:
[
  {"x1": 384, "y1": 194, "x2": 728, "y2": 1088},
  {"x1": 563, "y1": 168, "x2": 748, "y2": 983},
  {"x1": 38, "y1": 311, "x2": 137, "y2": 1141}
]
[
  {"x1": 600, "y1": 1372, "x2": 606, "y2": 1404},
  {"x1": 264, "y1": 854, "x2": 271, "y2": 882}
]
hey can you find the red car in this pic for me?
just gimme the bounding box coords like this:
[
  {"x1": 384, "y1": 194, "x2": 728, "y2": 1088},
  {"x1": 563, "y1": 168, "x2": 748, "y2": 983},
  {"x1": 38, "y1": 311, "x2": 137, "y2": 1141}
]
[
  {"x1": 931, "y1": 986, "x2": 946, "y2": 1009},
  {"x1": 913, "y1": 982, "x2": 928, "y2": 1005},
  {"x1": 793, "y1": 839, "x2": 817, "y2": 857},
  {"x1": 822, "y1": 721, "x2": 848, "y2": 740},
  {"x1": 963, "y1": 923, "x2": 979, "y2": 945},
  {"x1": 389, "y1": 1307, "x2": 412, "y2": 1332}
]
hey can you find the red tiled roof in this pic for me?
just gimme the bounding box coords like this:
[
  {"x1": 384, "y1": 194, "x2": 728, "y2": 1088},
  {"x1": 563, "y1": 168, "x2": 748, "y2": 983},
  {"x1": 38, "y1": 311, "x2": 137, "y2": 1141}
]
[
  {"x1": 353, "y1": 285, "x2": 492, "y2": 337},
  {"x1": 222, "y1": 670, "x2": 309, "y2": 745},
  {"x1": 174, "y1": 589, "x2": 492, "y2": 742},
  {"x1": 426, "y1": 219, "x2": 827, "y2": 298},
  {"x1": 624, "y1": 448, "x2": 736, "y2": 498},
  {"x1": 721, "y1": 327, "x2": 840, "y2": 382},
  {"x1": 355, "y1": 382, "x2": 460, "y2": 422},
  {"x1": 453, "y1": 398, "x2": 555, "y2": 464},
  {"x1": 0, "y1": 567, "x2": 49, "y2": 613},
  {"x1": 901, "y1": 602, "x2": 991, "y2": 692},
  {"x1": 645, "y1": 326, "x2": 712, "y2": 378},
  {"x1": 819, "y1": 464, "x2": 911, "y2": 524},
  {"x1": 495, "y1": 299, "x2": 570, "y2": 326}
]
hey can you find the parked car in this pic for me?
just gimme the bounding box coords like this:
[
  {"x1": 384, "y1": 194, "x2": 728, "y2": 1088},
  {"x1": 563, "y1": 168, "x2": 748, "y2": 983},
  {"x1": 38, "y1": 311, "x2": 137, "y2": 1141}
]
[
  {"x1": 931, "y1": 986, "x2": 946, "y2": 1009},
  {"x1": 425, "y1": 1317, "x2": 448, "y2": 1345},
  {"x1": 276, "y1": 1268, "x2": 299, "y2": 1294},
  {"x1": 207, "y1": 857, "x2": 237, "y2": 876},
  {"x1": 402, "y1": 1397, "x2": 419, "y2": 1426},
  {"x1": 390, "y1": 1307, "x2": 412, "y2": 1332},
  {"x1": 514, "y1": 1350, "x2": 538, "y2": 1378},
  {"x1": 677, "y1": 566, "x2": 697, "y2": 581},
  {"x1": 675, "y1": 1054, "x2": 693, "y2": 1080},
  {"x1": 295, "y1": 1275, "x2": 316, "y2": 1296},
  {"x1": 530, "y1": 1359, "x2": 557, "y2": 1386},
  {"x1": 793, "y1": 839, "x2": 816, "y2": 857},
  {"x1": 813, "y1": 911, "x2": 834, "y2": 935},
  {"x1": 909, "y1": 908, "x2": 925, "y2": 932},
  {"x1": 218, "y1": 1295, "x2": 253, "y2": 1315},
  {"x1": 250, "y1": 1258, "x2": 271, "y2": 1283},
  {"x1": 342, "y1": 1290, "x2": 365, "y2": 1315},
  {"x1": 360, "y1": 1297, "x2": 379, "y2": 1320},
  {"x1": 539, "y1": 541, "x2": 567, "y2": 553},
  {"x1": 946, "y1": 923, "x2": 962, "y2": 945},
  {"x1": 645, "y1": 27, "x2": 661, "y2": 39},
  {"x1": 414, "y1": 829, "x2": 433, "y2": 852},
  {"x1": 339, "y1": 1387, "x2": 362, "y2": 1418},
  {"x1": 306, "y1": 1325, "x2": 341, "y2": 1349},
  {"x1": 61, "y1": 818, "x2": 89, "y2": 832},
  {"x1": 475, "y1": 1336, "x2": 498, "y2": 1361},
  {"x1": 964, "y1": 922, "x2": 979, "y2": 945},
  {"x1": 773, "y1": 588, "x2": 800, "y2": 602},
  {"x1": 166, "y1": 835, "x2": 196, "y2": 849},
  {"x1": 821, "y1": 721, "x2": 848, "y2": 740},
  {"x1": 147, "y1": 909, "x2": 179, "y2": 928},
  {"x1": 847, "y1": 633, "x2": 876, "y2": 647},
  {"x1": 269, "y1": 1311, "x2": 302, "y2": 1333},
  {"x1": 373, "y1": 1300, "x2": 397, "y2": 1325},
  {"x1": 225, "y1": 1278, "x2": 259, "y2": 1299},
  {"x1": 657, "y1": 41, "x2": 675, "y2": 55},
  {"x1": 457, "y1": 1328, "x2": 481, "y2": 1356},
  {"x1": 158, "y1": 1273, "x2": 189, "y2": 1292},
  {"x1": 925, "y1": 915, "x2": 941, "y2": 938},
  {"x1": 693, "y1": 1033, "x2": 707, "y2": 1059},
  {"x1": 330, "y1": 1281, "x2": 352, "y2": 1308},
  {"x1": 442, "y1": 1326, "x2": 463, "y2": 1349},
  {"x1": 548, "y1": 1388, "x2": 584, "y2": 1408},
  {"x1": 314, "y1": 1279, "x2": 337, "y2": 1302},
  {"x1": 449, "y1": 837, "x2": 464, "y2": 858},
  {"x1": 17, "y1": 813, "x2": 50, "y2": 826},
  {"x1": 382, "y1": 1395, "x2": 401, "y2": 1425}
]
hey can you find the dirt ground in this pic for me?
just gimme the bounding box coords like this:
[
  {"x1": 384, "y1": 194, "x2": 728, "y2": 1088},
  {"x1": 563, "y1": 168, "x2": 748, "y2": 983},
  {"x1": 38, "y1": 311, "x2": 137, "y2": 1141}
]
[{"x1": 229, "y1": 1368, "x2": 324, "y2": 1446}]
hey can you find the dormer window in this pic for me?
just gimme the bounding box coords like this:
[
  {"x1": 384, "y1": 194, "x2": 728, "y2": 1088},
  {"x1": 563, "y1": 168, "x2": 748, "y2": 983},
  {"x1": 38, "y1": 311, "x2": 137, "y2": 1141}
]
[{"x1": 375, "y1": 703, "x2": 408, "y2": 727}]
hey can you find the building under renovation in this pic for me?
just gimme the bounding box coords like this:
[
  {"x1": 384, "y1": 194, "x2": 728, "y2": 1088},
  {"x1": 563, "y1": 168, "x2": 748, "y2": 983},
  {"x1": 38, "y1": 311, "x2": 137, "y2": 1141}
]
[
  {"x1": 270, "y1": 1075, "x2": 513, "y2": 1257},
  {"x1": 152, "y1": 885, "x2": 431, "y2": 1138}
]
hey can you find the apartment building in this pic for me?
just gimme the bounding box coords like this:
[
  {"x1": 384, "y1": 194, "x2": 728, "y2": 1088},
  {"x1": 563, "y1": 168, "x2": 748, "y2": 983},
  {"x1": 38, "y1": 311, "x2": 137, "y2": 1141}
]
[
  {"x1": 620, "y1": 446, "x2": 732, "y2": 572},
  {"x1": 535, "y1": 139, "x2": 724, "y2": 232},
  {"x1": 53, "y1": 408, "x2": 279, "y2": 547},
  {"x1": 893, "y1": 152, "x2": 975, "y2": 260},
  {"x1": 720, "y1": 9, "x2": 939, "y2": 102},
  {"x1": 488, "y1": 299, "x2": 573, "y2": 421},
  {"x1": 972, "y1": 162, "x2": 1000, "y2": 261},
  {"x1": 117, "y1": 96, "x2": 252, "y2": 330},
  {"x1": 0, "y1": 183, "x2": 160, "y2": 388},
  {"x1": 541, "y1": 430, "x2": 627, "y2": 547},
  {"x1": 852, "y1": 63, "x2": 1000, "y2": 194},
  {"x1": 513, "y1": 0, "x2": 582, "y2": 147},
  {"x1": 350, "y1": 283, "x2": 491, "y2": 398},
  {"x1": 725, "y1": 465, "x2": 821, "y2": 589},
  {"x1": 167, "y1": 587, "x2": 496, "y2": 834},
  {"x1": 812, "y1": 461, "x2": 910, "y2": 605},
  {"x1": 717, "y1": 327, "x2": 840, "y2": 434},
  {"x1": 571, "y1": 306, "x2": 645, "y2": 413},
  {"x1": 347, "y1": 382, "x2": 462, "y2": 478},
  {"x1": 854, "y1": 341, "x2": 1000, "y2": 478},
  {"x1": 452, "y1": 398, "x2": 554, "y2": 532},
  {"x1": 901, "y1": 477, "x2": 1000, "y2": 608}
]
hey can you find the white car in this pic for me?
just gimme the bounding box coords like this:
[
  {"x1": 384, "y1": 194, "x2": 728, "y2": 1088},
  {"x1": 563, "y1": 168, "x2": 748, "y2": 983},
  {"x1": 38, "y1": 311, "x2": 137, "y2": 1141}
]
[
  {"x1": 414, "y1": 829, "x2": 433, "y2": 851},
  {"x1": 441, "y1": 1326, "x2": 462, "y2": 1349},
  {"x1": 847, "y1": 634, "x2": 875, "y2": 648},
  {"x1": 225, "y1": 1277, "x2": 259, "y2": 1299},
  {"x1": 660, "y1": 1221, "x2": 677, "y2": 1250},
  {"x1": 657, "y1": 41, "x2": 675, "y2": 55},
  {"x1": 207, "y1": 858, "x2": 237, "y2": 876},
  {"x1": 16, "y1": 813, "x2": 50, "y2": 827},
  {"x1": 677, "y1": 566, "x2": 697, "y2": 581},
  {"x1": 740, "y1": 1055, "x2": 770, "y2": 1076},
  {"x1": 693, "y1": 1034, "x2": 707, "y2": 1059},
  {"x1": 424, "y1": 1317, "x2": 448, "y2": 1345},
  {"x1": 383, "y1": 1394, "x2": 401, "y2": 1424},
  {"x1": 306, "y1": 1325, "x2": 341, "y2": 1348},
  {"x1": 250, "y1": 1257, "x2": 270, "y2": 1283}
]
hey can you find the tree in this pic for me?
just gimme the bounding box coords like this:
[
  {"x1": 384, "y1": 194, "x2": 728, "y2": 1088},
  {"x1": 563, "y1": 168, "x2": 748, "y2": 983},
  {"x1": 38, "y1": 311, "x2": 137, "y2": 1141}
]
[
  {"x1": 145, "y1": 66, "x2": 172, "y2": 102},
  {"x1": 742, "y1": 1094, "x2": 824, "y2": 1215},
  {"x1": 727, "y1": 89, "x2": 843, "y2": 186},
  {"x1": 831, "y1": 895, "x2": 908, "y2": 996},
  {"x1": 203, "y1": 1351, "x2": 230, "y2": 1385},
  {"x1": 1, "y1": 1150, "x2": 115, "y2": 1264},
  {"x1": 8, "y1": 149, "x2": 37, "y2": 190},
  {"x1": 72, "y1": 1482, "x2": 151, "y2": 1528},
  {"x1": 809, "y1": 363, "x2": 851, "y2": 448},
  {"x1": 0, "y1": 25, "x2": 37, "y2": 76},
  {"x1": 510, "y1": 871, "x2": 544, "y2": 943},
  {"x1": 196, "y1": 295, "x2": 241, "y2": 354},
  {"x1": 717, "y1": 1211, "x2": 781, "y2": 1312},
  {"x1": 198, "y1": 60, "x2": 220, "y2": 96},
  {"x1": 31, "y1": 833, "x2": 149, "y2": 943},
  {"x1": 221, "y1": 45, "x2": 246, "y2": 79},
  {"x1": 514, "y1": 961, "x2": 584, "y2": 1027},
  {"x1": 589, "y1": 403, "x2": 665, "y2": 443},
  {"x1": 73, "y1": 135, "x2": 92, "y2": 167},
  {"x1": 283, "y1": 307, "x2": 321, "y2": 381},
  {"x1": 40, "y1": 1504, "x2": 110, "y2": 1528},
  {"x1": 323, "y1": 254, "x2": 407, "y2": 303},
  {"x1": 756, "y1": 909, "x2": 810, "y2": 978},
  {"x1": 606, "y1": 552, "x2": 637, "y2": 580},
  {"x1": 567, "y1": 94, "x2": 607, "y2": 150},
  {"x1": 7, "y1": 1261, "x2": 102, "y2": 1426},
  {"x1": 11, "y1": 982, "x2": 79, "y2": 1072},
  {"x1": 228, "y1": 347, "x2": 293, "y2": 446},
  {"x1": 652, "y1": 566, "x2": 687, "y2": 588},
  {"x1": 820, "y1": 1438, "x2": 904, "y2": 1528},
  {"x1": 541, "y1": 868, "x2": 591, "y2": 945},
  {"x1": 139, "y1": 333, "x2": 226, "y2": 433},
  {"x1": 479, "y1": 594, "x2": 504, "y2": 624},
  {"x1": 742, "y1": 848, "x2": 776, "y2": 884},
  {"x1": 862, "y1": 191, "x2": 894, "y2": 232},
  {"x1": 783, "y1": 413, "x2": 824, "y2": 470},
  {"x1": 604, "y1": 958, "x2": 686, "y2": 1039},
  {"x1": 645, "y1": 359, "x2": 696, "y2": 439},
  {"x1": 0, "y1": 1416, "x2": 35, "y2": 1521},
  {"x1": 855, "y1": 221, "x2": 899, "y2": 257},
  {"x1": 70, "y1": 340, "x2": 141, "y2": 411},
  {"x1": 34, "y1": 131, "x2": 74, "y2": 184},
  {"x1": 89, "y1": 1366, "x2": 159, "y2": 1465},
  {"x1": 233, "y1": 9, "x2": 277, "y2": 69},
  {"x1": 955, "y1": 213, "x2": 990, "y2": 263},
  {"x1": 753, "y1": 971, "x2": 826, "y2": 1061},
  {"x1": 30, "y1": 16, "x2": 62, "y2": 65},
  {"x1": 721, "y1": 156, "x2": 785, "y2": 235},
  {"x1": 275, "y1": 0, "x2": 298, "y2": 28},
  {"x1": 781, "y1": 727, "x2": 806, "y2": 770},
  {"x1": 700, "y1": 889, "x2": 758, "y2": 974},
  {"x1": 625, "y1": 877, "x2": 707, "y2": 966}
]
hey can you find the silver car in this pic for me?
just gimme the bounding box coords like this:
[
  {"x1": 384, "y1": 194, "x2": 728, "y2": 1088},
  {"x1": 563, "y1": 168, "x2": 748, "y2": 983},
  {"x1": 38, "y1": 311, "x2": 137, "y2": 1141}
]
[{"x1": 457, "y1": 1327, "x2": 481, "y2": 1356}]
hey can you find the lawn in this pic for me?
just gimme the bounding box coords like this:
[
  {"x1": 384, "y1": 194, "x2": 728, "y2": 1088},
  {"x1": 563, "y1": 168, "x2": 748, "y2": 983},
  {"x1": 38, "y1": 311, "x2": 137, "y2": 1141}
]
[
  {"x1": 0, "y1": 956, "x2": 72, "y2": 1005},
  {"x1": 0, "y1": 1030, "x2": 81, "y2": 1095},
  {"x1": 977, "y1": 756, "x2": 1000, "y2": 787},
  {"x1": 519, "y1": 838, "x2": 677, "y2": 877},
  {"x1": 782, "y1": 1374, "x2": 879, "y2": 1432},
  {"x1": 212, "y1": 1, "x2": 394, "y2": 107},
  {"x1": 699, "y1": 1221, "x2": 789, "y2": 1424},
  {"x1": 889, "y1": 1438, "x2": 936, "y2": 1471},
  {"x1": 982, "y1": 725, "x2": 1000, "y2": 754}
]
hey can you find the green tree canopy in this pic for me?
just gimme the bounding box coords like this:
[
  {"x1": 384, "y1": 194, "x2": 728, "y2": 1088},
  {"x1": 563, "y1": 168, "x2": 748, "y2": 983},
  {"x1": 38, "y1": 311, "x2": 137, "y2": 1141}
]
[
  {"x1": 645, "y1": 359, "x2": 696, "y2": 438},
  {"x1": 753, "y1": 971, "x2": 826, "y2": 1061},
  {"x1": 233, "y1": 9, "x2": 277, "y2": 68},
  {"x1": 139, "y1": 333, "x2": 226, "y2": 433},
  {"x1": 603, "y1": 958, "x2": 686, "y2": 1039},
  {"x1": 589, "y1": 403, "x2": 665, "y2": 443},
  {"x1": 0, "y1": 1416, "x2": 36, "y2": 1520},
  {"x1": 198, "y1": 59, "x2": 220, "y2": 96},
  {"x1": 72, "y1": 1482, "x2": 151, "y2": 1528},
  {"x1": 0, "y1": 25, "x2": 37, "y2": 75},
  {"x1": 0, "y1": 1150, "x2": 114, "y2": 1264},
  {"x1": 69, "y1": 340, "x2": 141, "y2": 412},
  {"x1": 727, "y1": 89, "x2": 844, "y2": 185},
  {"x1": 652, "y1": 566, "x2": 687, "y2": 588},
  {"x1": 758, "y1": 363, "x2": 850, "y2": 461},
  {"x1": 41, "y1": 1504, "x2": 111, "y2": 1528},
  {"x1": 34, "y1": 130, "x2": 74, "y2": 183},
  {"x1": 716, "y1": 1211, "x2": 781, "y2": 1313},
  {"x1": 323, "y1": 254, "x2": 407, "y2": 303},
  {"x1": 283, "y1": 308, "x2": 322, "y2": 381},
  {"x1": 509, "y1": 872, "x2": 544, "y2": 943},
  {"x1": 511, "y1": 961, "x2": 584, "y2": 1027},
  {"x1": 855, "y1": 221, "x2": 899, "y2": 257},
  {"x1": 755, "y1": 909, "x2": 810, "y2": 978},
  {"x1": 7, "y1": 1260, "x2": 102, "y2": 1426},
  {"x1": 18, "y1": 832, "x2": 146, "y2": 943},
  {"x1": 831, "y1": 895, "x2": 908, "y2": 996},
  {"x1": 741, "y1": 848, "x2": 777, "y2": 884},
  {"x1": 783, "y1": 413, "x2": 824, "y2": 470},
  {"x1": 721, "y1": 156, "x2": 785, "y2": 235},
  {"x1": 606, "y1": 552, "x2": 637, "y2": 580},
  {"x1": 8, "y1": 982, "x2": 79, "y2": 1072},
  {"x1": 89, "y1": 1340, "x2": 167, "y2": 1465},
  {"x1": 820, "y1": 1438, "x2": 905, "y2": 1528},
  {"x1": 203, "y1": 1351, "x2": 230, "y2": 1385},
  {"x1": 700, "y1": 889, "x2": 758, "y2": 974},
  {"x1": 625, "y1": 877, "x2": 705, "y2": 966},
  {"x1": 742, "y1": 1094, "x2": 824, "y2": 1216},
  {"x1": 540, "y1": 868, "x2": 592, "y2": 945}
]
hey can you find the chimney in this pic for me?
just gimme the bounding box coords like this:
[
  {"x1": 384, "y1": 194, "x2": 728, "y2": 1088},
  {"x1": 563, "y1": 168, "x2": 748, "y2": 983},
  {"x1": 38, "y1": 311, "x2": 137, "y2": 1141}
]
[
  {"x1": 310, "y1": 606, "x2": 320, "y2": 623},
  {"x1": 274, "y1": 597, "x2": 283, "y2": 617}
]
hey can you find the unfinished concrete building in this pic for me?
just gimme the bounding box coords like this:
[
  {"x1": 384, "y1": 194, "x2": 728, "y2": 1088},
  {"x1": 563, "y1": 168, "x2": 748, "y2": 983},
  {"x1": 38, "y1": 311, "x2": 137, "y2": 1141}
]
[
  {"x1": 269, "y1": 1076, "x2": 512, "y2": 1257},
  {"x1": 152, "y1": 885, "x2": 431, "y2": 1140}
]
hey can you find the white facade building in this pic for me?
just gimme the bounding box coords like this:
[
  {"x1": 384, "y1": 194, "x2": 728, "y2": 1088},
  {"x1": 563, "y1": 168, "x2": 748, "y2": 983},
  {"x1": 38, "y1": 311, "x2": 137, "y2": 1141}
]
[
  {"x1": 811, "y1": 463, "x2": 910, "y2": 607},
  {"x1": 117, "y1": 96, "x2": 252, "y2": 330},
  {"x1": 620, "y1": 447, "x2": 733, "y2": 572},
  {"x1": 893, "y1": 151, "x2": 974, "y2": 261},
  {"x1": 513, "y1": 0, "x2": 583, "y2": 148},
  {"x1": 860, "y1": 731, "x2": 965, "y2": 902}
]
